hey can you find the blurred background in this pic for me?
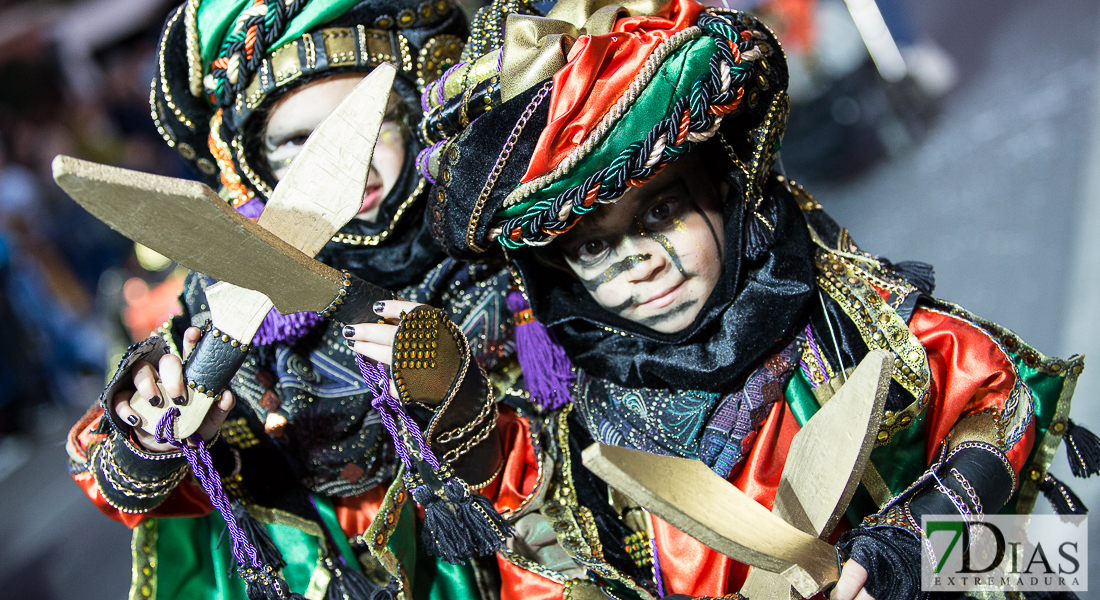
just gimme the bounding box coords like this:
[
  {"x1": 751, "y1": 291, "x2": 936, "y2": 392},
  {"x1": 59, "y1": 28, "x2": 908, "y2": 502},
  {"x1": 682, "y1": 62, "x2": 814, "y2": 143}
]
[{"x1": 0, "y1": 0, "x2": 1097, "y2": 597}]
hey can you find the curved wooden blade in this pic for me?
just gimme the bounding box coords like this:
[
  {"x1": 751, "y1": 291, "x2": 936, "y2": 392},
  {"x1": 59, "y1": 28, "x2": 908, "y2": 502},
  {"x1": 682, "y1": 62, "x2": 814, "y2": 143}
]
[
  {"x1": 741, "y1": 349, "x2": 893, "y2": 599},
  {"x1": 258, "y1": 63, "x2": 396, "y2": 255},
  {"x1": 581, "y1": 443, "x2": 840, "y2": 597},
  {"x1": 52, "y1": 155, "x2": 345, "y2": 314}
]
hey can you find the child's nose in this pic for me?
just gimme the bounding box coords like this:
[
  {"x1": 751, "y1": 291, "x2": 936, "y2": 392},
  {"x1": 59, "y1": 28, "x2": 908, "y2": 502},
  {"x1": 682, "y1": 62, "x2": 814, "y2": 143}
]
[{"x1": 622, "y1": 236, "x2": 666, "y2": 282}]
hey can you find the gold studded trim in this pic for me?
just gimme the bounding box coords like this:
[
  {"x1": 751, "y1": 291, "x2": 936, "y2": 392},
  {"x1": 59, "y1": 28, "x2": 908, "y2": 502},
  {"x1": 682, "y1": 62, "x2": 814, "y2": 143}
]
[
  {"x1": 815, "y1": 248, "x2": 930, "y2": 419},
  {"x1": 129, "y1": 519, "x2": 158, "y2": 600},
  {"x1": 362, "y1": 473, "x2": 410, "y2": 575},
  {"x1": 416, "y1": 34, "x2": 464, "y2": 89},
  {"x1": 318, "y1": 271, "x2": 354, "y2": 318}
]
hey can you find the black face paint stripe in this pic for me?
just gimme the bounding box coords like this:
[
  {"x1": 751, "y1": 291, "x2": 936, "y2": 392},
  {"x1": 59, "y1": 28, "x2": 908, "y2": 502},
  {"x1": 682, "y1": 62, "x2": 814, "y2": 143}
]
[
  {"x1": 635, "y1": 217, "x2": 687, "y2": 276},
  {"x1": 578, "y1": 253, "x2": 652, "y2": 292},
  {"x1": 637, "y1": 298, "x2": 698, "y2": 326},
  {"x1": 686, "y1": 196, "x2": 723, "y2": 261}
]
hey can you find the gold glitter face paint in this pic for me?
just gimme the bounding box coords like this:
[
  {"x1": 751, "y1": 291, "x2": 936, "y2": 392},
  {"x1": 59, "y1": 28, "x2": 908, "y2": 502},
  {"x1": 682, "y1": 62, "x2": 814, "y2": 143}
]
[
  {"x1": 579, "y1": 253, "x2": 652, "y2": 292},
  {"x1": 635, "y1": 217, "x2": 688, "y2": 277},
  {"x1": 672, "y1": 215, "x2": 708, "y2": 258}
]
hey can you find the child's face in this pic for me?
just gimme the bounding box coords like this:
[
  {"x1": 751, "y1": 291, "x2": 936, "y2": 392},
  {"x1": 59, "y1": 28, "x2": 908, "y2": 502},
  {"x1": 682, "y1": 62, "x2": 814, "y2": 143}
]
[{"x1": 556, "y1": 156, "x2": 726, "y2": 334}]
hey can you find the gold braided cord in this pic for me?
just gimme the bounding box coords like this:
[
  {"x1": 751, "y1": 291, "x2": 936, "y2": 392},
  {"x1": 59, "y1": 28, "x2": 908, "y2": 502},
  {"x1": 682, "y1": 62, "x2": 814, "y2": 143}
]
[{"x1": 185, "y1": 0, "x2": 204, "y2": 97}]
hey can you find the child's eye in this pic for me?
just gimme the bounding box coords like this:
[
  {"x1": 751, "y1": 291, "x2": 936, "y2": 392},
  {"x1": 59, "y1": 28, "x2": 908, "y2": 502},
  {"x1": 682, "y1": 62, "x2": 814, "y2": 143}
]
[
  {"x1": 644, "y1": 201, "x2": 678, "y2": 228},
  {"x1": 576, "y1": 239, "x2": 610, "y2": 264}
]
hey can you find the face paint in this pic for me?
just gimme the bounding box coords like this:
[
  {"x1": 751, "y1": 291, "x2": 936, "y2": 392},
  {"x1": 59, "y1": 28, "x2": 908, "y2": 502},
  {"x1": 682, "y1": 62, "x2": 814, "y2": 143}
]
[
  {"x1": 637, "y1": 298, "x2": 698, "y2": 326},
  {"x1": 635, "y1": 217, "x2": 687, "y2": 276},
  {"x1": 686, "y1": 197, "x2": 723, "y2": 260},
  {"x1": 579, "y1": 253, "x2": 652, "y2": 292}
]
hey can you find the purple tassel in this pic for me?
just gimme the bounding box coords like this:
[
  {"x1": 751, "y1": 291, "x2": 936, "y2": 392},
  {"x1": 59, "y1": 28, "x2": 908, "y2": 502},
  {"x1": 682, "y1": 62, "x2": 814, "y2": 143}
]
[
  {"x1": 505, "y1": 289, "x2": 575, "y2": 410},
  {"x1": 251, "y1": 308, "x2": 325, "y2": 346},
  {"x1": 235, "y1": 198, "x2": 265, "y2": 220}
]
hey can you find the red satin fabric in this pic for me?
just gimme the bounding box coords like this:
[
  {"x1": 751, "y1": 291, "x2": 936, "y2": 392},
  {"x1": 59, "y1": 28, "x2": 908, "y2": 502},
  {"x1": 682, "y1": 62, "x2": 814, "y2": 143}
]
[
  {"x1": 520, "y1": 0, "x2": 703, "y2": 183},
  {"x1": 910, "y1": 307, "x2": 1035, "y2": 470},
  {"x1": 653, "y1": 399, "x2": 799, "y2": 595},
  {"x1": 497, "y1": 554, "x2": 564, "y2": 600},
  {"x1": 333, "y1": 486, "x2": 388, "y2": 536}
]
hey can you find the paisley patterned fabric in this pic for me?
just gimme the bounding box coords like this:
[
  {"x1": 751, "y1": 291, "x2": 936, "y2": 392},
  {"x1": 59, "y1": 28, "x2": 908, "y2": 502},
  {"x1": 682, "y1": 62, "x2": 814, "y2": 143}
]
[{"x1": 574, "y1": 337, "x2": 803, "y2": 477}]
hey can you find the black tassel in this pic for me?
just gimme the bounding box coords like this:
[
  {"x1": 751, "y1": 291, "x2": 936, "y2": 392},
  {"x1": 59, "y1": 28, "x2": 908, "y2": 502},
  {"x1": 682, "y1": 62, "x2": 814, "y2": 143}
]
[
  {"x1": 1064, "y1": 420, "x2": 1100, "y2": 478},
  {"x1": 443, "y1": 480, "x2": 516, "y2": 555},
  {"x1": 370, "y1": 578, "x2": 400, "y2": 600},
  {"x1": 324, "y1": 559, "x2": 377, "y2": 600},
  {"x1": 233, "y1": 502, "x2": 287, "y2": 572},
  {"x1": 890, "y1": 260, "x2": 936, "y2": 295},
  {"x1": 413, "y1": 484, "x2": 472, "y2": 564},
  {"x1": 1039, "y1": 474, "x2": 1088, "y2": 515},
  {"x1": 743, "y1": 207, "x2": 773, "y2": 262},
  {"x1": 241, "y1": 564, "x2": 308, "y2": 600}
]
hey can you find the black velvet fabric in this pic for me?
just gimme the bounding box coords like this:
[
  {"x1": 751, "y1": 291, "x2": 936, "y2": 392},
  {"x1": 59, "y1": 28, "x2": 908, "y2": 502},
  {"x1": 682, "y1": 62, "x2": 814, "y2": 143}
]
[
  {"x1": 426, "y1": 79, "x2": 553, "y2": 261},
  {"x1": 909, "y1": 444, "x2": 1017, "y2": 522},
  {"x1": 837, "y1": 526, "x2": 924, "y2": 600},
  {"x1": 512, "y1": 174, "x2": 816, "y2": 393}
]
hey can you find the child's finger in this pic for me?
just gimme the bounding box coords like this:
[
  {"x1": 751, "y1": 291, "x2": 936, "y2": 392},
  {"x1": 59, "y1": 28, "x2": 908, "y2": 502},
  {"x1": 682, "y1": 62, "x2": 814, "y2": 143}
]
[
  {"x1": 158, "y1": 354, "x2": 188, "y2": 406},
  {"x1": 372, "y1": 300, "x2": 424, "y2": 322},
  {"x1": 342, "y1": 323, "x2": 399, "y2": 344},
  {"x1": 347, "y1": 340, "x2": 393, "y2": 366},
  {"x1": 182, "y1": 326, "x2": 202, "y2": 359},
  {"x1": 132, "y1": 361, "x2": 164, "y2": 409},
  {"x1": 113, "y1": 390, "x2": 143, "y2": 429}
]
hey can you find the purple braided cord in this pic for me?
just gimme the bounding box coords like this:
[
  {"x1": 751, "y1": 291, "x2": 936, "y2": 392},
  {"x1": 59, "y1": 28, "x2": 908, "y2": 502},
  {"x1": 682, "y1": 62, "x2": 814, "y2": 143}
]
[
  {"x1": 154, "y1": 408, "x2": 260, "y2": 569},
  {"x1": 355, "y1": 354, "x2": 440, "y2": 470},
  {"x1": 416, "y1": 143, "x2": 444, "y2": 184},
  {"x1": 437, "y1": 63, "x2": 465, "y2": 106}
]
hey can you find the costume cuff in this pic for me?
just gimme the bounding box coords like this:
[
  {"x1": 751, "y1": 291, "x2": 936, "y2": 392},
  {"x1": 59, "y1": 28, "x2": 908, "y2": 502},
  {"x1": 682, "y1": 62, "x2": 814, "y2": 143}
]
[{"x1": 91, "y1": 432, "x2": 189, "y2": 514}]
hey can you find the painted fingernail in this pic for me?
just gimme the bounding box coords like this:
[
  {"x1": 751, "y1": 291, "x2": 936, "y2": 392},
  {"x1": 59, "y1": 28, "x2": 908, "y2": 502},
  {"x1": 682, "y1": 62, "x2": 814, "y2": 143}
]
[
  {"x1": 126, "y1": 415, "x2": 139, "y2": 426},
  {"x1": 343, "y1": 325, "x2": 355, "y2": 338},
  {"x1": 373, "y1": 301, "x2": 385, "y2": 314},
  {"x1": 345, "y1": 339, "x2": 355, "y2": 349},
  {"x1": 149, "y1": 395, "x2": 162, "y2": 408},
  {"x1": 172, "y1": 395, "x2": 186, "y2": 406}
]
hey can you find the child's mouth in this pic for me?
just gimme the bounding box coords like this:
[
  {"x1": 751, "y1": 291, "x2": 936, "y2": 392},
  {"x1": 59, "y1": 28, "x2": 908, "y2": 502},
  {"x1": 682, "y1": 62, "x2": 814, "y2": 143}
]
[
  {"x1": 638, "y1": 279, "x2": 686, "y2": 310},
  {"x1": 358, "y1": 184, "x2": 383, "y2": 214}
]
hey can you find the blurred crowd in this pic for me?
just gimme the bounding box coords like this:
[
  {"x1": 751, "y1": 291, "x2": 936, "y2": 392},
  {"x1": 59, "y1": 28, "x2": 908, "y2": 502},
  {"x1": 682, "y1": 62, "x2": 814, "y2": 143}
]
[{"x1": 0, "y1": 0, "x2": 951, "y2": 451}]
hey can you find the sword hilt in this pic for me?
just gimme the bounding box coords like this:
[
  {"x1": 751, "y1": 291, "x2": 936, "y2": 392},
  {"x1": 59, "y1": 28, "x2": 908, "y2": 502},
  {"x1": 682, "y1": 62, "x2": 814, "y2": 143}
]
[{"x1": 128, "y1": 324, "x2": 251, "y2": 439}]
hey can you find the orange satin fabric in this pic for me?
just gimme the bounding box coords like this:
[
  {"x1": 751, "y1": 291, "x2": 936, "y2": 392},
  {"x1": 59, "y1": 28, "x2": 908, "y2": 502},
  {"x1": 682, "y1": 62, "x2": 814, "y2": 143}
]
[
  {"x1": 483, "y1": 406, "x2": 542, "y2": 514},
  {"x1": 910, "y1": 307, "x2": 1035, "y2": 470},
  {"x1": 498, "y1": 554, "x2": 565, "y2": 600},
  {"x1": 520, "y1": 0, "x2": 703, "y2": 183}
]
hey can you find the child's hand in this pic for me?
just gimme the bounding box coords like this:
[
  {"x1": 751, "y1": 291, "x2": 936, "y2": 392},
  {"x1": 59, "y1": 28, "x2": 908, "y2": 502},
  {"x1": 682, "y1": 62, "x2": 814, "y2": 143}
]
[
  {"x1": 342, "y1": 300, "x2": 425, "y2": 398},
  {"x1": 830, "y1": 559, "x2": 875, "y2": 600},
  {"x1": 112, "y1": 326, "x2": 236, "y2": 453},
  {"x1": 342, "y1": 300, "x2": 424, "y2": 366}
]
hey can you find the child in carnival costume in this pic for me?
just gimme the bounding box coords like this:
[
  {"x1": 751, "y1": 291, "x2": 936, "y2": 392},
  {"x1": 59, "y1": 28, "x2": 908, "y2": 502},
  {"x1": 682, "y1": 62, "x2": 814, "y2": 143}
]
[
  {"x1": 66, "y1": 0, "x2": 528, "y2": 598},
  {"x1": 419, "y1": 0, "x2": 1096, "y2": 597}
]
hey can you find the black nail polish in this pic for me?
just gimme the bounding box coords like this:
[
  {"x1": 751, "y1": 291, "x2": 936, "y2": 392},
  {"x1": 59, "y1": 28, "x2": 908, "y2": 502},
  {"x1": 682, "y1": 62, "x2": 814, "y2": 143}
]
[
  {"x1": 343, "y1": 325, "x2": 355, "y2": 338},
  {"x1": 172, "y1": 395, "x2": 186, "y2": 406},
  {"x1": 126, "y1": 415, "x2": 139, "y2": 426},
  {"x1": 373, "y1": 301, "x2": 385, "y2": 314},
  {"x1": 149, "y1": 395, "x2": 162, "y2": 408},
  {"x1": 345, "y1": 339, "x2": 355, "y2": 349}
]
